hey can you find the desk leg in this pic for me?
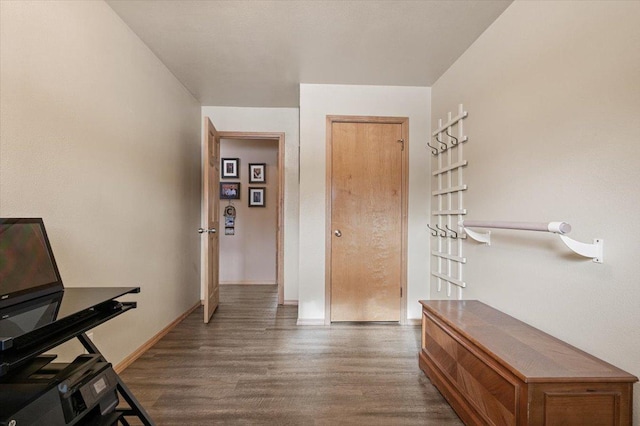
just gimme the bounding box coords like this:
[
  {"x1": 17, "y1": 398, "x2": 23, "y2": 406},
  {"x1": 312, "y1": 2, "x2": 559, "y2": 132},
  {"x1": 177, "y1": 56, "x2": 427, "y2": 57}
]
[{"x1": 78, "y1": 333, "x2": 155, "y2": 426}]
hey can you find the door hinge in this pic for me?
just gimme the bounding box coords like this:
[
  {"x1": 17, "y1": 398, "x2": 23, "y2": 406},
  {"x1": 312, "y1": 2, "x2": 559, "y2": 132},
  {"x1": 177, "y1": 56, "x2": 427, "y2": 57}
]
[
  {"x1": 400, "y1": 287, "x2": 403, "y2": 297},
  {"x1": 397, "y1": 139, "x2": 405, "y2": 151}
]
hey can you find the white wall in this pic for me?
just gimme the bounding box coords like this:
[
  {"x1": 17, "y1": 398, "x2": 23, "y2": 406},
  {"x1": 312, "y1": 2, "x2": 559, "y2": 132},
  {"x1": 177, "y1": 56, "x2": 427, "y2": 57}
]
[
  {"x1": 0, "y1": 1, "x2": 202, "y2": 364},
  {"x1": 431, "y1": 1, "x2": 640, "y2": 421},
  {"x1": 201, "y1": 107, "x2": 299, "y2": 302},
  {"x1": 299, "y1": 84, "x2": 431, "y2": 322},
  {"x1": 219, "y1": 139, "x2": 278, "y2": 284}
]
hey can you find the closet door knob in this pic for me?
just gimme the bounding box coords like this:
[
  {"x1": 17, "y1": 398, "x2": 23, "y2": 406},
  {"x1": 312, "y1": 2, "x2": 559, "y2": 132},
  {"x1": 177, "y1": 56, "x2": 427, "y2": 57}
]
[{"x1": 334, "y1": 230, "x2": 342, "y2": 237}]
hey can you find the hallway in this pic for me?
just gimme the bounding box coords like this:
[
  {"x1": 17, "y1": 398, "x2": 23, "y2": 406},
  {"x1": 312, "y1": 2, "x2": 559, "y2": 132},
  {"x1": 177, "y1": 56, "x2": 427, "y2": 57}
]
[{"x1": 120, "y1": 285, "x2": 462, "y2": 425}]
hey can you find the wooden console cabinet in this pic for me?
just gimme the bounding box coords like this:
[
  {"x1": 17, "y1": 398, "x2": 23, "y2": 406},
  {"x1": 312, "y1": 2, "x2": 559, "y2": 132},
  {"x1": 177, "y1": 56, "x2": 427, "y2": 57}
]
[{"x1": 419, "y1": 300, "x2": 637, "y2": 426}]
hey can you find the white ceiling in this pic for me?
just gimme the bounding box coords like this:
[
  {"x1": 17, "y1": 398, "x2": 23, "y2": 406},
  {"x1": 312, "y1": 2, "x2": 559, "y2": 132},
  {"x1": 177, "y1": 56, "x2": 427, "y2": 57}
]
[{"x1": 106, "y1": 0, "x2": 512, "y2": 107}]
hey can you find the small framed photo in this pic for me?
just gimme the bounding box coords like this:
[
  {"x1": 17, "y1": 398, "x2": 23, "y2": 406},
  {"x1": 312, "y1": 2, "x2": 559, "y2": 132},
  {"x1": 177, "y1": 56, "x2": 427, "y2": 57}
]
[
  {"x1": 221, "y1": 158, "x2": 239, "y2": 179},
  {"x1": 248, "y1": 187, "x2": 265, "y2": 207},
  {"x1": 248, "y1": 163, "x2": 266, "y2": 184},
  {"x1": 220, "y1": 182, "x2": 240, "y2": 199}
]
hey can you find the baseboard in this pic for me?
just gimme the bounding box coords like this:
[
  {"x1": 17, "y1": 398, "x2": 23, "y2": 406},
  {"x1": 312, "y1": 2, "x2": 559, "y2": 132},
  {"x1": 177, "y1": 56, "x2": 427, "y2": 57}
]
[
  {"x1": 114, "y1": 301, "x2": 201, "y2": 374},
  {"x1": 296, "y1": 318, "x2": 325, "y2": 326},
  {"x1": 295, "y1": 317, "x2": 419, "y2": 326},
  {"x1": 220, "y1": 281, "x2": 277, "y2": 285},
  {"x1": 283, "y1": 300, "x2": 298, "y2": 306}
]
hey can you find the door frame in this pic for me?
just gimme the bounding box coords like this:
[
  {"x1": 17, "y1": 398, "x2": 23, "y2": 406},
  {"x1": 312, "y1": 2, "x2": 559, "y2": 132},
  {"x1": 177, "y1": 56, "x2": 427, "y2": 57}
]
[
  {"x1": 218, "y1": 131, "x2": 286, "y2": 305},
  {"x1": 325, "y1": 115, "x2": 409, "y2": 325}
]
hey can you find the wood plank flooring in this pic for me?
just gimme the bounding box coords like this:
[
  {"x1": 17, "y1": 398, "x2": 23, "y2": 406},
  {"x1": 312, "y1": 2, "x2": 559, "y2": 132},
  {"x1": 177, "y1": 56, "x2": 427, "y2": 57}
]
[{"x1": 119, "y1": 285, "x2": 462, "y2": 425}]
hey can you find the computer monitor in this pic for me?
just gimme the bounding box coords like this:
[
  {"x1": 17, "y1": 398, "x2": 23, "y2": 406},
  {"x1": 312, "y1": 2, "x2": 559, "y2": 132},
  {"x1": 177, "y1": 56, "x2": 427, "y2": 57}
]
[{"x1": 0, "y1": 218, "x2": 64, "y2": 308}]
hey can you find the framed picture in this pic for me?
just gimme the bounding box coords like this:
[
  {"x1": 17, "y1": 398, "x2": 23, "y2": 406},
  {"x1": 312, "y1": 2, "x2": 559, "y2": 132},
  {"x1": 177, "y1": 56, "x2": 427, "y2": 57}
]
[
  {"x1": 248, "y1": 163, "x2": 266, "y2": 184},
  {"x1": 248, "y1": 187, "x2": 265, "y2": 207},
  {"x1": 220, "y1": 182, "x2": 240, "y2": 199},
  {"x1": 221, "y1": 158, "x2": 239, "y2": 179}
]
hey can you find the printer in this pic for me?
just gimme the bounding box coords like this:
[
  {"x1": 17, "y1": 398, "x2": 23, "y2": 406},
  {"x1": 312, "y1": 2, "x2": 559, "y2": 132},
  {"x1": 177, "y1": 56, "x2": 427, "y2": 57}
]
[{"x1": 0, "y1": 354, "x2": 119, "y2": 426}]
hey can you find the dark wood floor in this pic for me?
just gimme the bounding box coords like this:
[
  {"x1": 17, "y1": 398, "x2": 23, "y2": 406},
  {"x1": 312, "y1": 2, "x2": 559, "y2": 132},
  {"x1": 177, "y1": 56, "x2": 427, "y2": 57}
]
[{"x1": 120, "y1": 285, "x2": 462, "y2": 425}]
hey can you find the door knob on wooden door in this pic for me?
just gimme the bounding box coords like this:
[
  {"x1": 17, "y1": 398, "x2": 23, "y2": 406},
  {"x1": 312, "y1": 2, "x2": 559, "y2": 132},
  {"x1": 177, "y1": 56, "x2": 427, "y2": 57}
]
[
  {"x1": 198, "y1": 227, "x2": 217, "y2": 234},
  {"x1": 334, "y1": 230, "x2": 342, "y2": 237}
]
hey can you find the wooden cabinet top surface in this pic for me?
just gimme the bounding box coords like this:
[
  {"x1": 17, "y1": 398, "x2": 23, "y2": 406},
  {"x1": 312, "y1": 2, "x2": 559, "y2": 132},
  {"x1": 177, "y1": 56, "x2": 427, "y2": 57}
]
[{"x1": 420, "y1": 300, "x2": 638, "y2": 384}]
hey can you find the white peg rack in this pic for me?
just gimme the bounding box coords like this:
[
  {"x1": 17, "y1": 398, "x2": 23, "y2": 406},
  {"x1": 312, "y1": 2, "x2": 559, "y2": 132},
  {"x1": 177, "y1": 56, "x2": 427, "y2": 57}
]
[{"x1": 428, "y1": 104, "x2": 468, "y2": 300}]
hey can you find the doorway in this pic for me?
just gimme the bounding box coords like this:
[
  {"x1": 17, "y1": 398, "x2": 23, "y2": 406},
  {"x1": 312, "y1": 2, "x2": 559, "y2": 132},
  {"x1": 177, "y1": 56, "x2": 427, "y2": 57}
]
[
  {"x1": 217, "y1": 132, "x2": 285, "y2": 305},
  {"x1": 325, "y1": 116, "x2": 409, "y2": 323}
]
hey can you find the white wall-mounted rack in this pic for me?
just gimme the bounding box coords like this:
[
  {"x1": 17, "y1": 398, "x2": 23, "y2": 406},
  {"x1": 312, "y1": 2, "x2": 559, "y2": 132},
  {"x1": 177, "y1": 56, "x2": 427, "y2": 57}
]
[
  {"x1": 432, "y1": 111, "x2": 468, "y2": 136},
  {"x1": 459, "y1": 220, "x2": 604, "y2": 264},
  {"x1": 429, "y1": 104, "x2": 468, "y2": 299}
]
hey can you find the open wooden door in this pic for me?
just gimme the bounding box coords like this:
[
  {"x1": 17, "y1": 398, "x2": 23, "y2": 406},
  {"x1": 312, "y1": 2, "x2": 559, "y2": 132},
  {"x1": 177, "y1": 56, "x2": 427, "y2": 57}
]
[{"x1": 202, "y1": 118, "x2": 220, "y2": 323}]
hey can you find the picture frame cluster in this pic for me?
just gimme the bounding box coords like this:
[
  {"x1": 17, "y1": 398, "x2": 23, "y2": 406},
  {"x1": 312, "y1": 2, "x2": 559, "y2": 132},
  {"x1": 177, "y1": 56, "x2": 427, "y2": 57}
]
[{"x1": 219, "y1": 158, "x2": 266, "y2": 207}]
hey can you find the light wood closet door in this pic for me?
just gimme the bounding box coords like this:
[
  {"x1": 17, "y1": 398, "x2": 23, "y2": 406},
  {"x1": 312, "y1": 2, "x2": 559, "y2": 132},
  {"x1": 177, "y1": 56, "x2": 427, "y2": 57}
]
[{"x1": 330, "y1": 121, "x2": 403, "y2": 322}]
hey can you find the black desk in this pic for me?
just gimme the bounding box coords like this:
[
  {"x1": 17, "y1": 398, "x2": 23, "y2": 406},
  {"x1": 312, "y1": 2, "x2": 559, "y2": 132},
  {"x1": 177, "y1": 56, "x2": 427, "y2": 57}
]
[{"x1": 0, "y1": 287, "x2": 154, "y2": 425}]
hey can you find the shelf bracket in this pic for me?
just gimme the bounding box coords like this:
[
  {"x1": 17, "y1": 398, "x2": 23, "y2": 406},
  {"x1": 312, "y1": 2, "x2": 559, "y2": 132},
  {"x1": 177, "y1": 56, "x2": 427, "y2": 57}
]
[
  {"x1": 463, "y1": 227, "x2": 491, "y2": 245},
  {"x1": 559, "y1": 236, "x2": 604, "y2": 264}
]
